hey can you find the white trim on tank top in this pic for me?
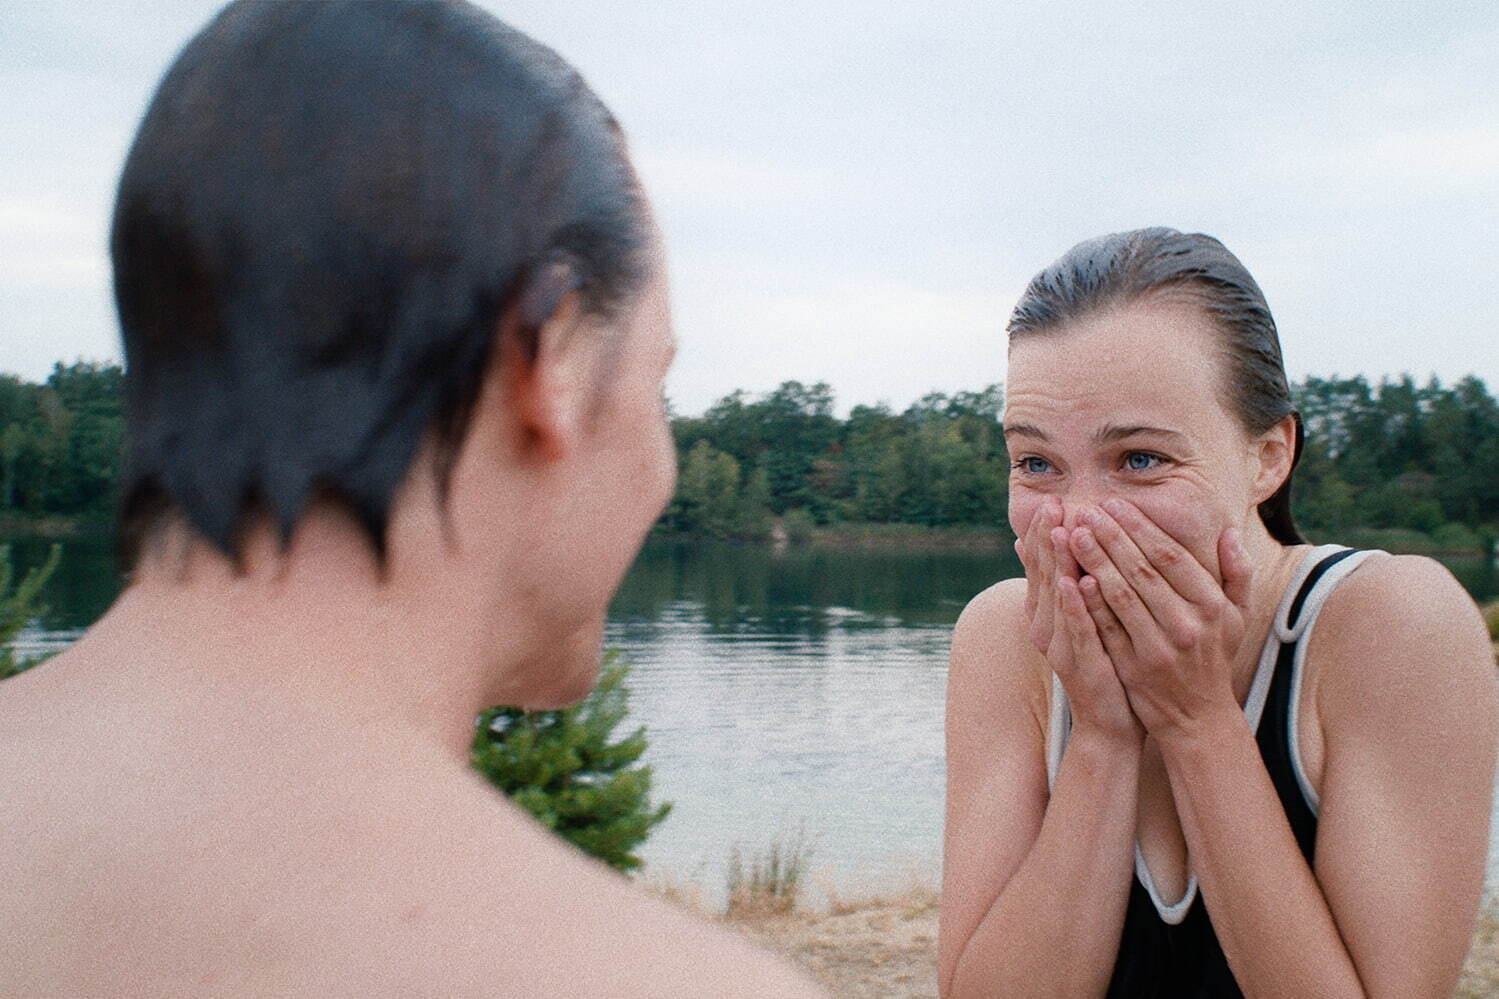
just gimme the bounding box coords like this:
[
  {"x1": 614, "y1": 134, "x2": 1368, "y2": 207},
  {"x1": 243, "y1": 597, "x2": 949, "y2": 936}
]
[{"x1": 1043, "y1": 543, "x2": 1382, "y2": 924}]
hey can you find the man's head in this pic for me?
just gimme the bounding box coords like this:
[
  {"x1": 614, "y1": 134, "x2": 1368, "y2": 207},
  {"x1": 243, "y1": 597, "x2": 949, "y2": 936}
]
[{"x1": 112, "y1": 0, "x2": 651, "y2": 569}]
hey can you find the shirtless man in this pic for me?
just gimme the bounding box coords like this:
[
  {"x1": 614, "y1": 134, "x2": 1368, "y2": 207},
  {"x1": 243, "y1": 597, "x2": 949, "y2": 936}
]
[{"x1": 0, "y1": 2, "x2": 826, "y2": 995}]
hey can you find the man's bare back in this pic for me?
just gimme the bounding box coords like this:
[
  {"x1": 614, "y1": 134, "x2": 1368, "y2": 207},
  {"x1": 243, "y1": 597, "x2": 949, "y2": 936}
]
[
  {"x1": 0, "y1": 635, "x2": 815, "y2": 998},
  {"x1": 1, "y1": 2, "x2": 827, "y2": 994}
]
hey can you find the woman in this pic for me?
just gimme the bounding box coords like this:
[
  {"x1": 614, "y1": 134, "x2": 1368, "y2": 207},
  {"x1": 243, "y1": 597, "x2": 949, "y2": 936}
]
[
  {"x1": 938, "y1": 227, "x2": 1496, "y2": 998},
  {"x1": 0, "y1": 2, "x2": 824, "y2": 995}
]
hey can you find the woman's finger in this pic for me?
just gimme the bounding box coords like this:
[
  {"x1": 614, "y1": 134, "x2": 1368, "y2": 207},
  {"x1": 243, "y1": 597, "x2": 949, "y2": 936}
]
[
  {"x1": 1058, "y1": 576, "x2": 1108, "y2": 664},
  {"x1": 1024, "y1": 502, "x2": 1061, "y2": 651},
  {"x1": 1099, "y1": 498, "x2": 1219, "y2": 606},
  {"x1": 1052, "y1": 522, "x2": 1081, "y2": 583},
  {"x1": 1044, "y1": 576, "x2": 1073, "y2": 669},
  {"x1": 1076, "y1": 508, "x2": 1205, "y2": 650},
  {"x1": 1032, "y1": 499, "x2": 1059, "y2": 581},
  {"x1": 1078, "y1": 573, "x2": 1132, "y2": 664},
  {"x1": 1218, "y1": 527, "x2": 1254, "y2": 610},
  {"x1": 1068, "y1": 524, "x2": 1174, "y2": 656}
]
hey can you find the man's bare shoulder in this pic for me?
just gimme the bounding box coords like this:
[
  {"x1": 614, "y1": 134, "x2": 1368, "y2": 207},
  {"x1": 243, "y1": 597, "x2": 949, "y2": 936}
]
[
  {"x1": 0, "y1": 665, "x2": 827, "y2": 998},
  {"x1": 303, "y1": 770, "x2": 830, "y2": 997}
]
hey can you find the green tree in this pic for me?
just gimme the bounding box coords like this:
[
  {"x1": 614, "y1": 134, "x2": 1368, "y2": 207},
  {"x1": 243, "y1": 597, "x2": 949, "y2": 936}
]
[
  {"x1": 1, "y1": 543, "x2": 61, "y2": 680},
  {"x1": 735, "y1": 459, "x2": 774, "y2": 540},
  {"x1": 674, "y1": 440, "x2": 745, "y2": 538},
  {"x1": 471, "y1": 651, "x2": 671, "y2": 872}
]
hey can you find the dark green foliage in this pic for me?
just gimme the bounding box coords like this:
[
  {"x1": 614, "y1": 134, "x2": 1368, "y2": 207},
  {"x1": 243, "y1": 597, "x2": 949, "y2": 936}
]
[
  {"x1": 667, "y1": 382, "x2": 1011, "y2": 535},
  {"x1": 663, "y1": 440, "x2": 768, "y2": 540},
  {"x1": 471, "y1": 651, "x2": 671, "y2": 872},
  {"x1": 1, "y1": 543, "x2": 61, "y2": 680},
  {"x1": 0, "y1": 361, "x2": 123, "y2": 521},
  {"x1": 664, "y1": 374, "x2": 1499, "y2": 549},
  {"x1": 3, "y1": 360, "x2": 1497, "y2": 550},
  {"x1": 1292, "y1": 375, "x2": 1499, "y2": 542}
]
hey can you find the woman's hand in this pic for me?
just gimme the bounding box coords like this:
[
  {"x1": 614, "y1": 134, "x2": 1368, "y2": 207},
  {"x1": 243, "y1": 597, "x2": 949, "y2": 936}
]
[
  {"x1": 1015, "y1": 497, "x2": 1070, "y2": 656},
  {"x1": 1043, "y1": 523, "x2": 1144, "y2": 748},
  {"x1": 1065, "y1": 499, "x2": 1254, "y2": 739}
]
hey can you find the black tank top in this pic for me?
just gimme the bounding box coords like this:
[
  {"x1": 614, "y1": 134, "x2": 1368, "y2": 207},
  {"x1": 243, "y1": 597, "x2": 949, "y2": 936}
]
[{"x1": 1102, "y1": 547, "x2": 1363, "y2": 997}]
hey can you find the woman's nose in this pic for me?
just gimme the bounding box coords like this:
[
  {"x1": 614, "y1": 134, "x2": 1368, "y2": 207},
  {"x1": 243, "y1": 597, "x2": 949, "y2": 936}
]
[{"x1": 1060, "y1": 483, "x2": 1111, "y2": 529}]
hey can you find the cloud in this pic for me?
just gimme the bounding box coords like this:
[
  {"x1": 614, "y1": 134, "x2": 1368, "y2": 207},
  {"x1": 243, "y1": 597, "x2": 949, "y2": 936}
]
[
  {"x1": 1272, "y1": 122, "x2": 1499, "y2": 194},
  {"x1": 666, "y1": 277, "x2": 1015, "y2": 414}
]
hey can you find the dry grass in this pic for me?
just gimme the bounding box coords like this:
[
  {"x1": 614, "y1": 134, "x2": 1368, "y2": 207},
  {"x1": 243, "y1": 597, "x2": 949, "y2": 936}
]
[
  {"x1": 644, "y1": 875, "x2": 1499, "y2": 999},
  {"x1": 731, "y1": 895, "x2": 940, "y2": 999},
  {"x1": 725, "y1": 828, "x2": 815, "y2": 918},
  {"x1": 1456, "y1": 904, "x2": 1499, "y2": 998}
]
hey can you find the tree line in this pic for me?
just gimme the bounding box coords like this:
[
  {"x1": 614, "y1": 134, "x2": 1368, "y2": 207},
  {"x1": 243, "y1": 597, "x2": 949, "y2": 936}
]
[
  {"x1": 2, "y1": 361, "x2": 1497, "y2": 550},
  {"x1": 665, "y1": 376, "x2": 1499, "y2": 550}
]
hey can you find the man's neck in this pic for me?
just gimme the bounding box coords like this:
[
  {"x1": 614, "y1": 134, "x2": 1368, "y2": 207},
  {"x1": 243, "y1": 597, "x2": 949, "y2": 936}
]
[{"x1": 69, "y1": 512, "x2": 528, "y2": 764}]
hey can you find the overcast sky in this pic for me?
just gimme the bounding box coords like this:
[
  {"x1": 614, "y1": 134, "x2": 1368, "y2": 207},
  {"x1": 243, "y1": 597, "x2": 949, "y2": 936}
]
[{"x1": 2, "y1": 1, "x2": 1495, "y2": 415}]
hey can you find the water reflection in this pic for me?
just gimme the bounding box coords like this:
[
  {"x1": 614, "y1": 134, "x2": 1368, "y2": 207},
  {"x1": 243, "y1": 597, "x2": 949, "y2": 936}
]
[
  {"x1": 5, "y1": 533, "x2": 1497, "y2": 904},
  {"x1": 612, "y1": 539, "x2": 1018, "y2": 634}
]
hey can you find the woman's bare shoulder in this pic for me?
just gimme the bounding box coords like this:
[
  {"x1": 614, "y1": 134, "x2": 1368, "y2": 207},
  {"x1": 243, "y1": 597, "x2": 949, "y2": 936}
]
[
  {"x1": 949, "y1": 577, "x2": 1049, "y2": 732},
  {"x1": 952, "y1": 578, "x2": 1029, "y2": 662},
  {"x1": 1310, "y1": 552, "x2": 1495, "y2": 721}
]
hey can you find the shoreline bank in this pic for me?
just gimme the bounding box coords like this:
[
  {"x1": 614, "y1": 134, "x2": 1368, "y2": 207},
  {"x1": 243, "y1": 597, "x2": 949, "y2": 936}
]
[
  {"x1": 640, "y1": 874, "x2": 1499, "y2": 999},
  {"x1": 6, "y1": 515, "x2": 1494, "y2": 560}
]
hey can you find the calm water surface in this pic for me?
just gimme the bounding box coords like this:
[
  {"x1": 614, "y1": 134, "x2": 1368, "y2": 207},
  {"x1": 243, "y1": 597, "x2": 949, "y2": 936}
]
[{"x1": 5, "y1": 535, "x2": 1497, "y2": 904}]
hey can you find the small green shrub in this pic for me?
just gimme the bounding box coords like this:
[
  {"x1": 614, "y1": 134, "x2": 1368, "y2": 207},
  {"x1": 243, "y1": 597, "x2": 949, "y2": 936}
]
[
  {"x1": 471, "y1": 650, "x2": 671, "y2": 872},
  {"x1": 1482, "y1": 602, "x2": 1499, "y2": 642},
  {"x1": 1431, "y1": 522, "x2": 1484, "y2": 553},
  {"x1": 1, "y1": 543, "x2": 61, "y2": 681}
]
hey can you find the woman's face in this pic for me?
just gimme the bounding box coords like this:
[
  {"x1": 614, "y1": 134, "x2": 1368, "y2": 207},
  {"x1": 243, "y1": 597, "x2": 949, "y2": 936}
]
[{"x1": 1002, "y1": 297, "x2": 1265, "y2": 576}]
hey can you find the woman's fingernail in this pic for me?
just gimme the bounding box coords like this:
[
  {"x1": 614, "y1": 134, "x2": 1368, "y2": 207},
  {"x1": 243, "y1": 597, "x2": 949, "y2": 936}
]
[
  {"x1": 1103, "y1": 498, "x2": 1127, "y2": 517},
  {"x1": 1075, "y1": 528, "x2": 1096, "y2": 550},
  {"x1": 1081, "y1": 507, "x2": 1101, "y2": 526}
]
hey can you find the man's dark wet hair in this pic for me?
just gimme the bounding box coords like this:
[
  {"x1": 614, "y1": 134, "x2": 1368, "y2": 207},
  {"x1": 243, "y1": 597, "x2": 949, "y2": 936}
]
[
  {"x1": 1008, "y1": 227, "x2": 1306, "y2": 546},
  {"x1": 111, "y1": 0, "x2": 648, "y2": 569}
]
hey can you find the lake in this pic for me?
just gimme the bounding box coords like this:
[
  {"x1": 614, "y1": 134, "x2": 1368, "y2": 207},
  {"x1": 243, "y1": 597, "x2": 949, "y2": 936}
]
[{"x1": 4, "y1": 534, "x2": 1497, "y2": 906}]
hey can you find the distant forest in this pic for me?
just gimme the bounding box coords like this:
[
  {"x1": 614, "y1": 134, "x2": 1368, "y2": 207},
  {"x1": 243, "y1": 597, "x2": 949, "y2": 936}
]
[{"x1": 2, "y1": 361, "x2": 1497, "y2": 552}]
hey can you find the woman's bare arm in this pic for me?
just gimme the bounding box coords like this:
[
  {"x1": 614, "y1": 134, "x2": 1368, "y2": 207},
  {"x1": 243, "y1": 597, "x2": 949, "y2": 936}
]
[
  {"x1": 1074, "y1": 499, "x2": 1496, "y2": 998},
  {"x1": 939, "y1": 578, "x2": 1140, "y2": 998},
  {"x1": 1156, "y1": 556, "x2": 1494, "y2": 997}
]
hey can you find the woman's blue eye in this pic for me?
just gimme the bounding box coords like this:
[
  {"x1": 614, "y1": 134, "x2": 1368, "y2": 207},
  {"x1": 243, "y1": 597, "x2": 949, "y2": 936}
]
[
  {"x1": 1125, "y1": 452, "x2": 1162, "y2": 471},
  {"x1": 1015, "y1": 457, "x2": 1052, "y2": 475}
]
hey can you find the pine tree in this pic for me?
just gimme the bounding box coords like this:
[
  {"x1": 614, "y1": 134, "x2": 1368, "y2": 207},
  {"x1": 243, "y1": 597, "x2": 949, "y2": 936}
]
[
  {"x1": 471, "y1": 650, "x2": 671, "y2": 872},
  {"x1": 0, "y1": 543, "x2": 60, "y2": 680}
]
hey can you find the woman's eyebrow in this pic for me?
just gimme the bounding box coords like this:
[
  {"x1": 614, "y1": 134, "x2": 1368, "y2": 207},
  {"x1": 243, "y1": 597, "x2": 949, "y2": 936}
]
[
  {"x1": 1001, "y1": 424, "x2": 1187, "y2": 445},
  {"x1": 1092, "y1": 424, "x2": 1186, "y2": 445}
]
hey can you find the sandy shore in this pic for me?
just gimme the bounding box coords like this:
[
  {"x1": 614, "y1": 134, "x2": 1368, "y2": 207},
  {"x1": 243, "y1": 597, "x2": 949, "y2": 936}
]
[{"x1": 646, "y1": 881, "x2": 1499, "y2": 998}]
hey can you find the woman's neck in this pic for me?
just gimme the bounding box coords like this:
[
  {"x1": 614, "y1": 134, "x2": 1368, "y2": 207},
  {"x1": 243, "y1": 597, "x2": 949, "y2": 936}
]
[{"x1": 1231, "y1": 518, "x2": 1312, "y2": 698}]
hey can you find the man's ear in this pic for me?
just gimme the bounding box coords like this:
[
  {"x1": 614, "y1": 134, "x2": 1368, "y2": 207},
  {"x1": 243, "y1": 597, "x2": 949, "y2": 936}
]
[
  {"x1": 495, "y1": 260, "x2": 589, "y2": 464},
  {"x1": 1251, "y1": 412, "x2": 1299, "y2": 505}
]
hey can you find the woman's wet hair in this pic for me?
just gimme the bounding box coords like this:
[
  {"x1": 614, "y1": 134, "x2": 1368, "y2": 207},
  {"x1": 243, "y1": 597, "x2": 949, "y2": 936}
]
[
  {"x1": 1007, "y1": 227, "x2": 1306, "y2": 545},
  {"x1": 111, "y1": 0, "x2": 647, "y2": 569}
]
